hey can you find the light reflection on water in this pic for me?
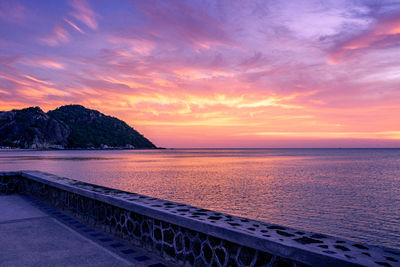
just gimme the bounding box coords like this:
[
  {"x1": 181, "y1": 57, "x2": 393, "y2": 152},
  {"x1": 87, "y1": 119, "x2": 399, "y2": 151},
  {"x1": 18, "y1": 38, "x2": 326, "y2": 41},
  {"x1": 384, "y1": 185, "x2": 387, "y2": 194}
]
[{"x1": 1, "y1": 148, "x2": 399, "y2": 249}]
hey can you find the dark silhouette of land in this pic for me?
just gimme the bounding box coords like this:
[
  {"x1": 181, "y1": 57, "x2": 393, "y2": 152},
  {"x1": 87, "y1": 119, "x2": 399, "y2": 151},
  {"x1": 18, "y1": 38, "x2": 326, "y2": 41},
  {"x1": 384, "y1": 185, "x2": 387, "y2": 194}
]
[{"x1": 0, "y1": 105, "x2": 156, "y2": 149}]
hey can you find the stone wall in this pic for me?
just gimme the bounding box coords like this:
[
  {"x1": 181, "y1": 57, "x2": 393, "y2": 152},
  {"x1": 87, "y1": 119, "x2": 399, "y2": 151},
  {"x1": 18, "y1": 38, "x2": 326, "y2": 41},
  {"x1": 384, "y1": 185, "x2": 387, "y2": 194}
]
[
  {"x1": 1, "y1": 171, "x2": 399, "y2": 267},
  {"x1": 0, "y1": 174, "x2": 20, "y2": 194}
]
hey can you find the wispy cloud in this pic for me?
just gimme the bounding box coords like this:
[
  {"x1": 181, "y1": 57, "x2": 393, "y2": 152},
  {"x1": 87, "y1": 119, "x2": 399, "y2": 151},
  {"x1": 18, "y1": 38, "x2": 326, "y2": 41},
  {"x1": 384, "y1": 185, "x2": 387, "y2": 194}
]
[
  {"x1": 37, "y1": 59, "x2": 64, "y2": 69},
  {"x1": 20, "y1": 58, "x2": 65, "y2": 69},
  {"x1": 133, "y1": 0, "x2": 232, "y2": 48},
  {"x1": 64, "y1": 18, "x2": 84, "y2": 33},
  {"x1": 1, "y1": 0, "x2": 400, "y2": 147},
  {"x1": 328, "y1": 10, "x2": 400, "y2": 64},
  {"x1": 40, "y1": 25, "x2": 69, "y2": 46},
  {"x1": 69, "y1": 0, "x2": 98, "y2": 30}
]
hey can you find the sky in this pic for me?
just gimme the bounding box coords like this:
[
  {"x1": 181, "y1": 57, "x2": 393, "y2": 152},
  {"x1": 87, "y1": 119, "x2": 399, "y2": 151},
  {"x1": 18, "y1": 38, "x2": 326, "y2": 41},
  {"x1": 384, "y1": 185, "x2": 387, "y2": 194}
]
[{"x1": 0, "y1": 0, "x2": 400, "y2": 148}]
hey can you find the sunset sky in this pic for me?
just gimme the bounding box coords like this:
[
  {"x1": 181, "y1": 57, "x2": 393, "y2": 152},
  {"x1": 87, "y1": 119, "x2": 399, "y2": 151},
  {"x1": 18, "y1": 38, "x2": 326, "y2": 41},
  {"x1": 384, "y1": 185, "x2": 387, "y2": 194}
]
[{"x1": 1, "y1": 0, "x2": 399, "y2": 148}]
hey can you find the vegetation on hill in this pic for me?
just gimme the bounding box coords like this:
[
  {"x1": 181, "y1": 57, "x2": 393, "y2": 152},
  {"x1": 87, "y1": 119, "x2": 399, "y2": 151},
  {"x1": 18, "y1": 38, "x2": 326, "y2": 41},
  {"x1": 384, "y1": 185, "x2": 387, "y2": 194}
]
[
  {"x1": 48, "y1": 105, "x2": 156, "y2": 149},
  {"x1": 0, "y1": 105, "x2": 156, "y2": 149}
]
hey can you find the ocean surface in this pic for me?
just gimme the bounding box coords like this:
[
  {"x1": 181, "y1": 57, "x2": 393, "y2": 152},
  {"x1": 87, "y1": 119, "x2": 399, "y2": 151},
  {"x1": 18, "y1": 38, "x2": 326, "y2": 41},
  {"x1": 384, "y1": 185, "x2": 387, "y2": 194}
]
[{"x1": 1, "y1": 148, "x2": 399, "y2": 249}]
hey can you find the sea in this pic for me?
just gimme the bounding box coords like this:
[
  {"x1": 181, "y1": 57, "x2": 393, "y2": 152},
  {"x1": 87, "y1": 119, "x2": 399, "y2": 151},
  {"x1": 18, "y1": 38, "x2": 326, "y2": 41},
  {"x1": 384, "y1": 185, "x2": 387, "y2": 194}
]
[{"x1": 1, "y1": 148, "x2": 399, "y2": 249}]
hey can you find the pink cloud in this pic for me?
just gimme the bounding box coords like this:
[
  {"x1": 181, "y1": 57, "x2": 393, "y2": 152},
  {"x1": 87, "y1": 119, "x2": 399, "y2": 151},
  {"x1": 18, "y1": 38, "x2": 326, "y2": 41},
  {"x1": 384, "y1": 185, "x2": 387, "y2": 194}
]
[
  {"x1": 134, "y1": 0, "x2": 232, "y2": 49},
  {"x1": 328, "y1": 13, "x2": 400, "y2": 64},
  {"x1": 69, "y1": 0, "x2": 98, "y2": 30},
  {"x1": 64, "y1": 18, "x2": 85, "y2": 33},
  {"x1": 1, "y1": 1, "x2": 400, "y2": 147},
  {"x1": 40, "y1": 25, "x2": 69, "y2": 46},
  {"x1": 35, "y1": 59, "x2": 65, "y2": 69}
]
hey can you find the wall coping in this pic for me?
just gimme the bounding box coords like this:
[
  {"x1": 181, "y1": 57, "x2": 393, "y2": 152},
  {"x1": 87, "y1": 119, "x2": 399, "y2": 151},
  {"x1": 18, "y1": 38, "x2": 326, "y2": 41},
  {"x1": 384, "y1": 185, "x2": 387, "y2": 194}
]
[{"x1": 1, "y1": 170, "x2": 399, "y2": 267}]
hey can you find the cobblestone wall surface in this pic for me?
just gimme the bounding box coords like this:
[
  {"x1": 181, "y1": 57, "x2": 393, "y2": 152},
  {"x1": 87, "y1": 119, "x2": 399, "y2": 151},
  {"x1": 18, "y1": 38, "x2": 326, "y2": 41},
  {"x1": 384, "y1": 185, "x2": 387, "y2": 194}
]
[
  {"x1": 1, "y1": 171, "x2": 399, "y2": 267},
  {"x1": 0, "y1": 174, "x2": 20, "y2": 194},
  {"x1": 19, "y1": 176, "x2": 303, "y2": 266}
]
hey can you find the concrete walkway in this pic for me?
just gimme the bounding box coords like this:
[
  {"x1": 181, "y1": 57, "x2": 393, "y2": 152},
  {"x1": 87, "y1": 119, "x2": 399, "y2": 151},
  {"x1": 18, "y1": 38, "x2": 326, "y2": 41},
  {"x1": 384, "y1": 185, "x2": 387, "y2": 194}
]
[{"x1": 0, "y1": 195, "x2": 170, "y2": 267}]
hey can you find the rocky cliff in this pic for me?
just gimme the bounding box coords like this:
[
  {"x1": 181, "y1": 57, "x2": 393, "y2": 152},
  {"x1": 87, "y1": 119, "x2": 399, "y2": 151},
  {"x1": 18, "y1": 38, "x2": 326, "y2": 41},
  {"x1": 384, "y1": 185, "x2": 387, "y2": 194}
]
[{"x1": 0, "y1": 105, "x2": 156, "y2": 149}]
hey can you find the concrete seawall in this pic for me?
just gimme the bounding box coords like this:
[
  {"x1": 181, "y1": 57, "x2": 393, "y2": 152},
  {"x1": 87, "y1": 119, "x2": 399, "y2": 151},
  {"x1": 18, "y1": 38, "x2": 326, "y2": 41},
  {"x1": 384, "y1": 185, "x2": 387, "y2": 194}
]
[{"x1": 1, "y1": 171, "x2": 399, "y2": 266}]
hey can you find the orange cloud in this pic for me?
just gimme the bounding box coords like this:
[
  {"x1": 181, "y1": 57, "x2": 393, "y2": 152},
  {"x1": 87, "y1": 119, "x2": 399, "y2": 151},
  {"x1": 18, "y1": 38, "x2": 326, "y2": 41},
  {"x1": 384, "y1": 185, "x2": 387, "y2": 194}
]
[
  {"x1": 23, "y1": 75, "x2": 53, "y2": 86},
  {"x1": 0, "y1": 89, "x2": 11, "y2": 95},
  {"x1": 234, "y1": 131, "x2": 400, "y2": 140},
  {"x1": 2, "y1": 1, "x2": 400, "y2": 148}
]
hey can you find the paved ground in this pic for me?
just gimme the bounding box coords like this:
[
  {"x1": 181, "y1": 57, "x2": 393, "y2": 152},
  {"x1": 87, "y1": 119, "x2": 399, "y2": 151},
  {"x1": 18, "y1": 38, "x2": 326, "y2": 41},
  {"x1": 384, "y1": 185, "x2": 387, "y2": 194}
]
[{"x1": 0, "y1": 195, "x2": 171, "y2": 267}]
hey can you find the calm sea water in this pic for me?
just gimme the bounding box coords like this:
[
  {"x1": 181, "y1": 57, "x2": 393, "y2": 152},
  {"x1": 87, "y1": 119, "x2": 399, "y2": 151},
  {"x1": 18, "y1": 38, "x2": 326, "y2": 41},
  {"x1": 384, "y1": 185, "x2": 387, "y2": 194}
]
[{"x1": 1, "y1": 148, "x2": 399, "y2": 249}]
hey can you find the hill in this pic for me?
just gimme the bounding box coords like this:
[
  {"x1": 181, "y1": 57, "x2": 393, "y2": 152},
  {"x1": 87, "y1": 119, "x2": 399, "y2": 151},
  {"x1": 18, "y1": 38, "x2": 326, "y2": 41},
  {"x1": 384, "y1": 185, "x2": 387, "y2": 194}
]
[{"x1": 0, "y1": 105, "x2": 156, "y2": 149}]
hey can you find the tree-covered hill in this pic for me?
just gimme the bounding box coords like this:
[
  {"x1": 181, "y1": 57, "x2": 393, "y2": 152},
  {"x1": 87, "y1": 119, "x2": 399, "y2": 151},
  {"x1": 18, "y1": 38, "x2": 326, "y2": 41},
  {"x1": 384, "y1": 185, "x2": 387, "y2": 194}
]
[{"x1": 0, "y1": 105, "x2": 156, "y2": 149}]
